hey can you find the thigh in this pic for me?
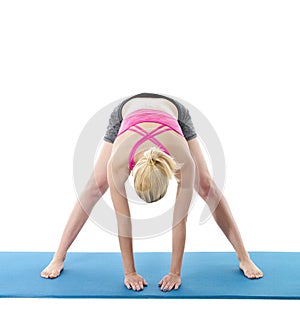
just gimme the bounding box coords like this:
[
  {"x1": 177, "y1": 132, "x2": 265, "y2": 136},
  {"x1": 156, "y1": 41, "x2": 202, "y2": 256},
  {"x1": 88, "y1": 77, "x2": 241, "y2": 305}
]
[
  {"x1": 188, "y1": 138, "x2": 210, "y2": 178},
  {"x1": 93, "y1": 141, "x2": 113, "y2": 186},
  {"x1": 187, "y1": 137, "x2": 213, "y2": 196}
]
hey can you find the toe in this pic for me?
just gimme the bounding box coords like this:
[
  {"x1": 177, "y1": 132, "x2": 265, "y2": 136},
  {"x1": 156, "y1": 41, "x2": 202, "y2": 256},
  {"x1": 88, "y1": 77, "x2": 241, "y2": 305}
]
[
  {"x1": 256, "y1": 271, "x2": 264, "y2": 278},
  {"x1": 244, "y1": 271, "x2": 254, "y2": 279},
  {"x1": 49, "y1": 270, "x2": 59, "y2": 278},
  {"x1": 41, "y1": 269, "x2": 50, "y2": 278}
]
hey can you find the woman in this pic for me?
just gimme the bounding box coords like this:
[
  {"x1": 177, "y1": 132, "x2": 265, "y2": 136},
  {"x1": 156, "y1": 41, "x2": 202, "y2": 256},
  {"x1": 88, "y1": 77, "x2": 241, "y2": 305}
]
[{"x1": 41, "y1": 92, "x2": 263, "y2": 291}]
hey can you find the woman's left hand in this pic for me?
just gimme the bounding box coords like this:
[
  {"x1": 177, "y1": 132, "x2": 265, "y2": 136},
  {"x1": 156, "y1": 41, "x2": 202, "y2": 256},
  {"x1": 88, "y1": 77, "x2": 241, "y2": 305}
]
[{"x1": 159, "y1": 273, "x2": 181, "y2": 291}]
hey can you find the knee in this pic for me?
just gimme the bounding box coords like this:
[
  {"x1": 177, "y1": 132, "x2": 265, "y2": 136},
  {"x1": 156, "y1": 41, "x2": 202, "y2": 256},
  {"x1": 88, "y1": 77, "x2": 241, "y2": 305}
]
[
  {"x1": 85, "y1": 175, "x2": 108, "y2": 200},
  {"x1": 196, "y1": 176, "x2": 219, "y2": 200}
]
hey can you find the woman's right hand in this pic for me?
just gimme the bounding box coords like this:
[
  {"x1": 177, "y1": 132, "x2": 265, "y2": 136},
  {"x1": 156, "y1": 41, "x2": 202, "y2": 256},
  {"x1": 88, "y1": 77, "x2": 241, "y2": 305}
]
[{"x1": 124, "y1": 272, "x2": 148, "y2": 291}]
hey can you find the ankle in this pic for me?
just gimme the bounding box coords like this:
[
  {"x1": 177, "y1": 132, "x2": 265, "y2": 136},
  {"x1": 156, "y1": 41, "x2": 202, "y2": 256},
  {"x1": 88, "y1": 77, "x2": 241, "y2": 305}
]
[
  {"x1": 53, "y1": 253, "x2": 66, "y2": 263},
  {"x1": 238, "y1": 252, "x2": 251, "y2": 264}
]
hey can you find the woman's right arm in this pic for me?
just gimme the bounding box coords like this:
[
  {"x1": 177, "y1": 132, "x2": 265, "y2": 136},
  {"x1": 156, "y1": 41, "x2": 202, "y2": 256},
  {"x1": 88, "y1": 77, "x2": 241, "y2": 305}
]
[
  {"x1": 107, "y1": 156, "x2": 147, "y2": 290},
  {"x1": 107, "y1": 157, "x2": 135, "y2": 273}
]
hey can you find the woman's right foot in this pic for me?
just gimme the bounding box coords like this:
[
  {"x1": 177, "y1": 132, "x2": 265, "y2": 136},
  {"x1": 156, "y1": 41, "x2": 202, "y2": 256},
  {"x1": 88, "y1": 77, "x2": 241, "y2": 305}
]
[{"x1": 40, "y1": 259, "x2": 64, "y2": 279}]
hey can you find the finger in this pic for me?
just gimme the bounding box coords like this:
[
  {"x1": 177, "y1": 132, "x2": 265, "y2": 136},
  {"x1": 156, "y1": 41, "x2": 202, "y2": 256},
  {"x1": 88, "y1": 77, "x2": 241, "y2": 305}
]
[
  {"x1": 161, "y1": 281, "x2": 168, "y2": 291},
  {"x1": 124, "y1": 280, "x2": 132, "y2": 290},
  {"x1": 169, "y1": 280, "x2": 178, "y2": 291},
  {"x1": 143, "y1": 278, "x2": 148, "y2": 286},
  {"x1": 130, "y1": 282, "x2": 137, "y2": 291},
  {"x1": 158, "y1": 278, "x2": 165, "y2": 287},
  {"x1": 159, "y1": 279, "x2": 165, "y2": 290},
  {"x1": 165, "y1": 282, "x2": 175, "y2": 291},
  {"x1": 134, "y1": 282, "x2": 141, "y2": 291},
  {"x1": 139, "y1": 281, "x2": 144, "y2": 290},
  {"x1": 174, "y1": 282, "x2": 181, "y2": 290}
]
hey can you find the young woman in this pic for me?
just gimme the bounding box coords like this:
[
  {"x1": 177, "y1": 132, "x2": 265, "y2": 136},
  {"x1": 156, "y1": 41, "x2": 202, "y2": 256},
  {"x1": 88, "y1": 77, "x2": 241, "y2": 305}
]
[{"x1": 41, "y1": 93, "x2": 263, "y2": 291}]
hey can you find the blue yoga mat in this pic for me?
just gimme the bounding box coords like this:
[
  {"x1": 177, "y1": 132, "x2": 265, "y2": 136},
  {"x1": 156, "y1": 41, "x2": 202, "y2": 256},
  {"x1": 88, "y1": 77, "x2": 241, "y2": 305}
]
[{"x1": 0, "y1": 252, "x2": 299, "y2": 299}]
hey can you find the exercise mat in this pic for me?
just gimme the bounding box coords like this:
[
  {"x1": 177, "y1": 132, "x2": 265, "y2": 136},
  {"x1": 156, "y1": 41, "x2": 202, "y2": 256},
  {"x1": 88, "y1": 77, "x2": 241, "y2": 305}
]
[{"x1": 0, "y1": 252, "x2": 299, "y2": 299}]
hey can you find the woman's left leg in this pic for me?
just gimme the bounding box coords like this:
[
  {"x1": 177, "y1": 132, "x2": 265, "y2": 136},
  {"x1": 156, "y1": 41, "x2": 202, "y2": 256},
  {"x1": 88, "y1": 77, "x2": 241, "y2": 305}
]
[{"x1": 187, "y1": 138, "x2": 263, "y2": 279}]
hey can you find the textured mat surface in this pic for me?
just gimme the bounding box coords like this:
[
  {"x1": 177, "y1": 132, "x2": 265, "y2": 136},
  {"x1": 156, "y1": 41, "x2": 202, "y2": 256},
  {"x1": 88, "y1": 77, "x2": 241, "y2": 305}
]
[{"x1": 0, "y1": 252, "x2": 299, "y2": 299}]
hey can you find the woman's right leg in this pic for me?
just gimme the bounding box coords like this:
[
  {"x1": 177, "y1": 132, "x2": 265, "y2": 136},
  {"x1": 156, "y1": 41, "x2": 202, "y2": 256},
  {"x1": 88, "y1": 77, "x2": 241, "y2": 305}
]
[{"x1": 41, "y1": 141, "x2": 113, "y2": 278}]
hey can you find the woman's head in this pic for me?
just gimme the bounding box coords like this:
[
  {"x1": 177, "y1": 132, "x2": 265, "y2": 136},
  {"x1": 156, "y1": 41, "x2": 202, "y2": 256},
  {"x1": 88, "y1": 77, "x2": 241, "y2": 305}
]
[{"x1": 132, "y1": 147, "x2": 181, "y2": 203}]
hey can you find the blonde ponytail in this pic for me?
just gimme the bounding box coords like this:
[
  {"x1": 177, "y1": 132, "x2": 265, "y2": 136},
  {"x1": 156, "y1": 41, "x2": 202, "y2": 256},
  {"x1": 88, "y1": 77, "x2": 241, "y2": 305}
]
[{"x1": 132, "y1": 147, "x2": 181, "y2": 203}]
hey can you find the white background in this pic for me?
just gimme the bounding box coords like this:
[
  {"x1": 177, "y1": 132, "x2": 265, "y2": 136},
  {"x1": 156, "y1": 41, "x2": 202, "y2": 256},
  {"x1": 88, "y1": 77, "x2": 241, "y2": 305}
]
[{"x1": 0, "y1": 0, "x2": 299, "y2": 329}]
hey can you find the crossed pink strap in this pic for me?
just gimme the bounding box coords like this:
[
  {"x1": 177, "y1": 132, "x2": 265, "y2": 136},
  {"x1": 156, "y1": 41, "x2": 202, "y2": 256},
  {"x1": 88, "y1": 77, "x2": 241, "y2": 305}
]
[{"x1": 128, "y1": 124, "x2": 171, "y2": 170}]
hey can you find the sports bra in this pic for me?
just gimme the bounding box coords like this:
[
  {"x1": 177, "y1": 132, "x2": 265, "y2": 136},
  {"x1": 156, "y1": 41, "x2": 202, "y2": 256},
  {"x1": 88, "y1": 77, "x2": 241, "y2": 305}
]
[{"x1": 117, "y1": 109, "x2": 184, "y2": 170}]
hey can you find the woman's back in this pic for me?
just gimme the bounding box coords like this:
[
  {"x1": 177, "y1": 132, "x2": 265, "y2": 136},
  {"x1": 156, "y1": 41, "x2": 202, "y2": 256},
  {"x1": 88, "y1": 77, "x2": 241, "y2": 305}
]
[{"x1": 112, "y1": 105, "x2": 192, "y2": 174}]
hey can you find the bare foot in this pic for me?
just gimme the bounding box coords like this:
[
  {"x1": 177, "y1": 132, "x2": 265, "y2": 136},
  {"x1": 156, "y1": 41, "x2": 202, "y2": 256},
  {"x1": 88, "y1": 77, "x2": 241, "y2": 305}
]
[
  {"x1": 41, "y1": 259, "x2": 64, "y2": 279},
  {"x1": 240, "y1": 259, "x2": 263, "y2": 279}
]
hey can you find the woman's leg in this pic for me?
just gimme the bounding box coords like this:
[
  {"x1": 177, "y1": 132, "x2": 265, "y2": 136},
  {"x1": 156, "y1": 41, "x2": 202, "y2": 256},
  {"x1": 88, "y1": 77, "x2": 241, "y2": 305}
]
[
  {"x1": 187, "y1": 138, "x2": 263, "y2": 279},
  {"x1": 41, "y1": 141, "x2": 113, "y2": 278}
]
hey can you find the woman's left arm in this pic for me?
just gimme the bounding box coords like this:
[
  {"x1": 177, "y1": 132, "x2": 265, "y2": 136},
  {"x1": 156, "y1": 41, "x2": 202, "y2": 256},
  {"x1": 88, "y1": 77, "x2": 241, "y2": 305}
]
[{"x1": 159, "y1": 156, "x2": 195, "y2": 291}]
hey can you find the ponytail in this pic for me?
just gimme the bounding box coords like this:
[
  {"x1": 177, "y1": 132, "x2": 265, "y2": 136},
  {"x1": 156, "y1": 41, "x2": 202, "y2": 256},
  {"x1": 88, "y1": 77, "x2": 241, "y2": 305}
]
[{"x1": 132, "y1": 147, "x2": 181, "y2": 203}]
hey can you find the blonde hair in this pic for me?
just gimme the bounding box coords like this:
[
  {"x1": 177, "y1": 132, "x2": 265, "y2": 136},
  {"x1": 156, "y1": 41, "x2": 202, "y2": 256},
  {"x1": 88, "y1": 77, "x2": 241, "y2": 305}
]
[{"x1": 132, "y1": 147, "x2": 181, "y2": 203}]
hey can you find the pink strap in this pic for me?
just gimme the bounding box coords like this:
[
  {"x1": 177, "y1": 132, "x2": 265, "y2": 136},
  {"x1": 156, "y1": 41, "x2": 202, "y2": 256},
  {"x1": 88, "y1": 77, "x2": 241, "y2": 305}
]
[
  {"x1": 128, "y1": 124, "x2": 172, "y2": 170},
  {"x1": 116, "y1": 109, "x2": 185, "y2": 170},
  {"x1": 117, "y1": 109, "x2": 184, "y2": 138}
]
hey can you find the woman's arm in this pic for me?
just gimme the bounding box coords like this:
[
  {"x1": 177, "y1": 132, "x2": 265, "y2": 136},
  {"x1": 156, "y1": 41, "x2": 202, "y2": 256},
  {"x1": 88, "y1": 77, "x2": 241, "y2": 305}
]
[
  {"x1": 107, "y1": 157, "x2": 147, "y2": 290},
  {"x1": 159, "y1": 156, "x2": 195, "y2": 291}
]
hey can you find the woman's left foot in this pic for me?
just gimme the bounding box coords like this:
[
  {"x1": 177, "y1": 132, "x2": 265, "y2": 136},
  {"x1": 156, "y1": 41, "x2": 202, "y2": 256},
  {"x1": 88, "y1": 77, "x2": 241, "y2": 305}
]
[{"x1": 239, "y1": 259, "x2": 264, "y2": 279}]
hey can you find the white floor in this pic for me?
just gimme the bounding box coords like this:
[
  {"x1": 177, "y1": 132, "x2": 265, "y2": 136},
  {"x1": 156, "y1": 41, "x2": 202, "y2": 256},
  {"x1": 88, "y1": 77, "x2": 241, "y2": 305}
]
[{"x1": 1, "y1": 299, "x2": 299, "y2": 330}]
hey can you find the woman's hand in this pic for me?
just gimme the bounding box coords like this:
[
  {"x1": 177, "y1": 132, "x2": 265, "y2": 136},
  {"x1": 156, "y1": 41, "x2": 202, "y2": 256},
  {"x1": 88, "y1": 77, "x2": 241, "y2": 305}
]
[
  {"x1": 124, "y1": 272, "x2": 148, "y2": 291},
  {"x1": 159, "y1": 273, "x2": 181, "y2": 291}
]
